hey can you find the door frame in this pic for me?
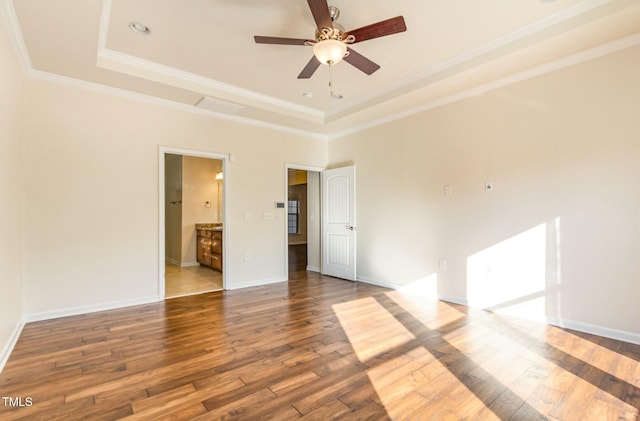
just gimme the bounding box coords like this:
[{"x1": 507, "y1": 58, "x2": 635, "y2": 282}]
[
  {"x1": 284, "y1": 163, "x2": 324, "y2": 278},
  {"x1": 159, "y1": 146, "x2": 230, "y2": 298}
]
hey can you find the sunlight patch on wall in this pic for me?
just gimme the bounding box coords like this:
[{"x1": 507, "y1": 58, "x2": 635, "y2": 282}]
[
  {"x1": 467, "y1": 223, "x2": 549, "y2": 322},
  {"x1": 397, "y1": 273, "x2": 438, "y2": 298}
]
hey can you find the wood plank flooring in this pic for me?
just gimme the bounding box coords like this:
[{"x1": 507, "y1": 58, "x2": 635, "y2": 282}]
[
  {"x1": 288, "y1": 244, "x2": 308, "y2": 273},
  {"x1": 1, "y1": 272, "x2": 639, "y2": 420}
]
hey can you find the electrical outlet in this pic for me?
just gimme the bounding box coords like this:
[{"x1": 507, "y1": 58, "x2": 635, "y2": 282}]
[
  {"x1": 439, "y1": 259, "x2": 447, "y2": 270},
  {"x1": 244, "y1": 252, "x2": 250, "y2": 261}
]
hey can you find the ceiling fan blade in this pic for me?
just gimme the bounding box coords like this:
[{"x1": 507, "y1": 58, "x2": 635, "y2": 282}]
[
  {"x1": 344, "y1": 48, "x2": 380, "y2": 75},
  {"x1": 307, "y1": 0, "x2": 333, "y2": 30},
  {"x1": 344, "y1": 16, "x2": 407, "y2": 43},
  {"x1": 254, "y1": 36, "x2": 310, "y2": 46},
  {"x1": 298, "y1": 56, "x2": 321, "y2": 79}
]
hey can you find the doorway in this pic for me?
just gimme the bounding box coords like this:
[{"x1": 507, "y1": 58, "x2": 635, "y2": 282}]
[
  {"x1": 160, "y1": 148, "x2": 227, "y2": 298},
  {"x1": 286, "y1": 165, "x2": 322, "y2": 277},
  {"x1": 285, "y1": 164, "x2": 357, "y2": 281}
]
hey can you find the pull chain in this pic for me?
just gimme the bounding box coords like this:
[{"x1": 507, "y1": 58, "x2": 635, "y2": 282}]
[{"x1": 328, "y1": 63, "x2": 343, "y2": 100}]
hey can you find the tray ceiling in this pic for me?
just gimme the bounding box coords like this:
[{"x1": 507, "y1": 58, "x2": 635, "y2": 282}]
[{"x1": 5, "y1": 0, "x2": 640, "y2": 138}]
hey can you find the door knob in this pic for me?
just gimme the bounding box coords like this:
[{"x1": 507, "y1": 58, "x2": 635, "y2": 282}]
[{"x1": 345, "y1": 225, "x2": 355, "y2": 231}]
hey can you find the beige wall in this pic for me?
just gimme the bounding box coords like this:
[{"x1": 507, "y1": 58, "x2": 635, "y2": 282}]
[
  {"x1": 330, "y1": 45, "x2": 640, "y2": 337},
  {"x1": 0, "y1": 10, "x2": 25, "y2": 366},
  {"x1": 21, "y1": 78, "x2": 327, "y2": 317}
]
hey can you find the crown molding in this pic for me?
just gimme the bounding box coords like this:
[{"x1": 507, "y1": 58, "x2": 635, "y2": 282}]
[
  {"x1": 0, "y1": 0, "x2": 32, "y2": 73},
  {"x1": 324, "y1": 0, "x2": 617, "y2": 122},
  {"x1": 326, "y1": 33, "x2": 640, "y2": 140}
]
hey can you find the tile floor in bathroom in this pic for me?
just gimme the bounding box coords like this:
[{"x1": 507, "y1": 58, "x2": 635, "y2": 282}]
[{"x1": 165, "y1": 263, "x2": 222, "y2": 297}]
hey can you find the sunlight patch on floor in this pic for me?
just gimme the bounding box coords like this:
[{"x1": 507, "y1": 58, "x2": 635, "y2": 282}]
[
  {"x1": 333, "y1": 288, "x2": 639, "y2": 420},
  {"x1": 540, "y1": 324, "x2": 640, "y2": 389},
  {"x1": 332, "y1": 297, "x2": 415, "y2": 362},
  {"x1": 386, "y1": 289, "x2": 466, "y2": 331},
  {"x1": 365, "y1": 347, "x2": 497, "y2": 420}
]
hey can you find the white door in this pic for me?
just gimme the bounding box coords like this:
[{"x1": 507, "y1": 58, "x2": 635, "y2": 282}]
[{"x1": 322, "y1": 165, "x2": 356, "y2": 280}]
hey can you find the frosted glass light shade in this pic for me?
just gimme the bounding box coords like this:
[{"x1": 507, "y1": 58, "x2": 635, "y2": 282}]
[{"x1": 313, "y1": 39, "x2": 347, "y2": 65}]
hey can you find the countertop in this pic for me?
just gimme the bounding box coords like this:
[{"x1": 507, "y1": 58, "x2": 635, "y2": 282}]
[{"x1": 195, "y1": 223, "x2": 223, "y2": 231}]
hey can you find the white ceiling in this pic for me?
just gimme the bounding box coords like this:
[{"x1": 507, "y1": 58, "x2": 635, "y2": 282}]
[{"x1": 5, "y1": 0, "x2": 640, "y2": 138}]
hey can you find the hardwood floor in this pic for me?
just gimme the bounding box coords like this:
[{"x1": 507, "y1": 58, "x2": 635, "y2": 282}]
[
  {"x1": 288, "y1": 244, "x2": 307, "y2": 273},
  {"x1": 1, "y1": 272, "x2": 639, "y2": 420}
]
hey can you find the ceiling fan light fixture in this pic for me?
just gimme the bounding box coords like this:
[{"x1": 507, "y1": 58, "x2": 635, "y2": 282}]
[
  {"x1": 313, "y1": 39, "x2": 347, "y2": 65},
  {"x1": 254, "y1": 3, "x2": 406, "y2": 79}
]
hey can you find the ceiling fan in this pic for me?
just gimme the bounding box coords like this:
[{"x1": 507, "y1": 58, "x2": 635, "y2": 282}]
[{"x1": 254, "y1": 0, "x2": 407, "y2": 79}]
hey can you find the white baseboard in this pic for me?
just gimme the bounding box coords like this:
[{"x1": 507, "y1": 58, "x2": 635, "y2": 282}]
[
  {"x1": 439, "y1": 296, "x2": 639, "y2": 345},
  {"x1": 227, "y1": 276, "x2": 287, "y2": 290},
  {"x1": 165, "y1": 258, "x2": 199, "y2": 267},
  {"x1": 0, "y1": 322, "x2": 24, "y2": 373},
  {"x1": 438, "y1": 294, "x2": 470, "y2": 306},
  {"x1": 306, "y1": 265, "x2": 320, "y2": 273},
  {"x1": 546, "y1": 317, "x2": 640, "y2": 346},
  {"x1": 355, "y1": 279, "x2": 640, "y2": 346},
  {"x1": 356, "y1": 275, "x2": 402, "y2": 290},
  {"x1": 165, "y1": 256, "x2": 180, "y2": 266},
  {"x1": 23, "y1": 295, "x2": 161, "y2": 323},
  {"x1": 440, "y1": 297, "x2": 640, "y2": 345},
  {"x1": 181, "y1": 261, "x2": 199, "y2": 267}
]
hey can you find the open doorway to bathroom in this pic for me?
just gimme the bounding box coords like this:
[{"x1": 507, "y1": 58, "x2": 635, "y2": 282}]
[{"x1": 164, "y1": 152, "x2": 225, "y2": 298}]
